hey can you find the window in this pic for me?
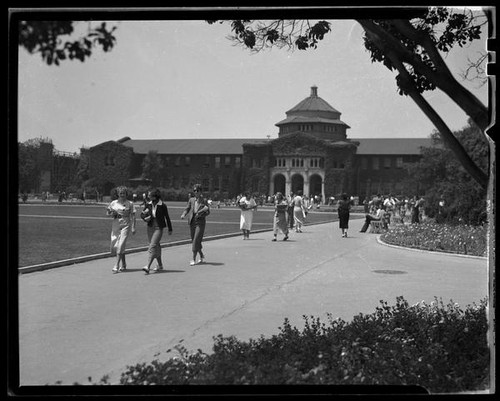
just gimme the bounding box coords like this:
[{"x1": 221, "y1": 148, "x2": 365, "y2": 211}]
[
  {"x1": 222, "y1": 176, "x2": 229, "y2": 191},
  {"x1": 174, "y1": 156, "x2": 181, "y2": 167},
  {"x1": 361, "y1": 157, "x2": 368, "y2": 170},
  {"x1": 384, "y1": 157, "x2": 391, "y2": 169},
  {"x1": 203, "y1": 156, "x2": 210, "y2": 168},
  {"x1": 225, "y1": 156, "x2": 231, "y2": 168},
  {"x1": 202, "y1": 179, "x2": 209, "y2": 192},
  {"x1": 372, "y1": 157, "x2": 379, "y2": 170},
  {"x1": 252, "y1": 158, "x2": 261, "y2": 168},
  {"x1": 185, "y1": 156, "x2": 191, "y2": 167},
  {"x1": 213, "y1": 176, "x2": 220, "y2": 191},
  {"x1": 164, "y1": 157, "x2": 170, "y2": 167},
  {"x1": 235, "y1": 156, "x2": 241, "y2": 168},
  {"x1": 396, "y1": 157, "x2": 403, "y2": 169},
  {"x1": 215, "y1": 157, "x2": 221, "y2": 169},
  {"x1": 105, "y1": 155, "x2": 115, "y2": 166}
]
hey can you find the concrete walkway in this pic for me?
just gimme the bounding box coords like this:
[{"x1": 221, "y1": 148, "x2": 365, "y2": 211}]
[{"x1": 18, "y1": 218, "x2": 488, "y2": 386}]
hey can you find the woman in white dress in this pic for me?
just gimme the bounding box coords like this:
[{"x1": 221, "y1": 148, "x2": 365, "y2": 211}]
[
  {"x1": 239, "y1": 192, "x2": 257, "y2": 239},
  {"x1": 292, "y1": 190, "x2": 307, "y2": 233},
  {"x1": 106, "y1": 186, "x2": 136, "y2": 273}
]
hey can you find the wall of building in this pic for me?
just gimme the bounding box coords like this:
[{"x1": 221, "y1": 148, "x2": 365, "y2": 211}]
[{"x1": 88, "y1": 141, "x2": 134, "y2": 195}]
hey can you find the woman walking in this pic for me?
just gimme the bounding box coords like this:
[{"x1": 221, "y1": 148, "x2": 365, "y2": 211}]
[
  {"x1": 272, "y1": 192, "x2": 289, "y2": 242},
  {"x1": 181, "y1": 184, "x2": 210, "y2": 265},
  {"x1": 337, "y1": 193, "x2": 351, "y2": 238},
  {"x1": 106, "y1": 186, "x2": 136, "y2": 273},
  {"x1": 292, "y1": 190, "x2": 307, "y2": 233},
  {"x1": 239, "y1": 191, "x2": 257, "y2": 239},
  {"x1": 141, "y1": 188, "x2": 173, "y2": 275}
]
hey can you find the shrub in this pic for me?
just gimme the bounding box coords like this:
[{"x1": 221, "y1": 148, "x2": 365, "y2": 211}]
[
  {"x1": 382, "y1": 222, "x2": 487, "y2": 257},
  {"x1": 111, "y1": 296, "x2": 489, "y2": 392}
]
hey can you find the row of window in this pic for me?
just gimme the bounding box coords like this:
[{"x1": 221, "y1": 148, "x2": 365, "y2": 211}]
[
  {"x1": 162, "y1": 175, "x2": 231, "y2": 192},
  {"x1": 161, "y1": 156, "x2": 242, "y2": 169},
  {"x1": 274, "y1": 157, "x2": 325, "y2": 168},
  {"x1": 360, "y1": 156, "x2": 404, "y2": 170},
  {"x1": 280, "y1": 124, "x2": 338, "y2": 133}
]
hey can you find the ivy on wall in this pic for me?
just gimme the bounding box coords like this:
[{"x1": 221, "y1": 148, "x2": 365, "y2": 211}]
[{"x1": 89, "y1": 141, "x2": 133, "y2": 189}]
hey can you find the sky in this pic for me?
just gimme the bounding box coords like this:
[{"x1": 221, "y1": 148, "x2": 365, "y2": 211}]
[{"x1": 16, "y1": 12, "x2": 491, "y2": 154}]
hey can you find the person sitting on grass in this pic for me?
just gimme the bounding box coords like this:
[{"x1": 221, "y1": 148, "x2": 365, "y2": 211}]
[{"x1": 359, "y1": 203, "x2": 385, "y2": 233}]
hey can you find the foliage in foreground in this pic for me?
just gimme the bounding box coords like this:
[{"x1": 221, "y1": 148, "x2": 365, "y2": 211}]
[
  {"x1": 110, "y1": 296, "x2": 489, "y2": 393},
  {"x1": 382, "y1": 221, "x2": 487, "y2": 257}
]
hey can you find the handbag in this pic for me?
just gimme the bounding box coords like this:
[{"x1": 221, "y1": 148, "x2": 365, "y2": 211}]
[{"x1": 140, "y1": 208, "x2": 152, "y2": 222}]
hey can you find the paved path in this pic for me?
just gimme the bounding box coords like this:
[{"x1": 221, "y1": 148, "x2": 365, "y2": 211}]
[{"x1": 18, "y1": 218, "x2": 488, "y2": 385}]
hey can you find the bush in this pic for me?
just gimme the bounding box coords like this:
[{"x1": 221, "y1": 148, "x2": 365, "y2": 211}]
[
  {"x1": 111, "y1": 296, "x2": 489, "y2": 392},
  {"x1": 382, "y1": 222, "x2": 487, "y2": 257}
]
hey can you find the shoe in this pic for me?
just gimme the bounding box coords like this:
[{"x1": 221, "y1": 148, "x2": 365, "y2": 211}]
[
  {"x1": 190, "y1": 260, "x2": 197, "y2": 266},
  {"x1": 283, "y1": 236, "x2": 289, "y2": 241},
  {"x1": 119, "y1": 265, "x2": 126, "y2": 271},
  {"x1": 142, "y1": 267, "x2": 150, "y2": 275},
  {"x1": 200, "y1": 257, "x2": 205, "y2": 264},
  {"x1": 112, "y1": 266, "x2": 119, "y2": 273},
  {"x1": 152, "y1": 266, "x2": 163, "y2": 272},
  {"x1": 272, "y1": 238, "x2": 277, "y2": 242}
]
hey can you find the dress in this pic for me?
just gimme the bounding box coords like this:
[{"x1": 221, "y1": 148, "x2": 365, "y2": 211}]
[
  {"x1": 337, "y1": 199, "x2": 351, "y2": 229},
  {"x1": 239, "y1": 196, "x2": 256, "y2": 230},
  {"x1": 293, "y1": 195, "x2": 306, "y2": 227},
  {"x1": 108, "y1": 199, "x2": 135, "y2": 255},
  {"x1": 273, "y1": 200, "x2": 289, "y2": 235}
]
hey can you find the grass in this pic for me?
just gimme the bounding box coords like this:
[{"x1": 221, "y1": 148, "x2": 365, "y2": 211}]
[{"x1": 17, "y1": 202, "x2": 339, "y2": 267}]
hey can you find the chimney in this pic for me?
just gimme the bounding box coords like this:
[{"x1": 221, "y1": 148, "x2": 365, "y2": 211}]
[{"x1": 310, "y1": 85, "x2": 318, "y2": 97}]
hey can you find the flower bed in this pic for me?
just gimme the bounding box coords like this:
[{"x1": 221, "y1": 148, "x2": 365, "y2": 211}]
[
  {"x1": 381, "y1": 222, "x2": 487, "y2": 257},
  {"x1": 107, "y1": 297, "x2": 489, "y2": 392}
]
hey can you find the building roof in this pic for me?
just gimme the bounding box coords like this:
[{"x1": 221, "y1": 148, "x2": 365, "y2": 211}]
[
  {"x1": 120, "y1": 138, "x2": 269, "y2": 155},
  {"x1": 354, "y1": 138, "x2": 434, "y2": 155},
  {"x1": 286, "y1": 86, "x2": 341, "y2": 115},
  {"x1": 116, "y1": 137, "x2": 433, "y2": 156},
  {"x1": 275, "y1": 115, "x2": 351, "y2": 127}
]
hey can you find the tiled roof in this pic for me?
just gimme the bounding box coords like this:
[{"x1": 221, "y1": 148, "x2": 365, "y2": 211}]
[
  {"x1": 287, "y1": 96, "x2": 341, "y2": 114},
  {"x1": 120, "y1": 138, "x2": 269, "y2": 155},
  {"x1": 275, "y1": 115, "x2": 350, "y2": 128},
  {"x1": 116, "y1": 137, "x2": 433, "y2": 156},
  {"x1": 354, "y1": 138, "x2": 434, "y2": 155}
]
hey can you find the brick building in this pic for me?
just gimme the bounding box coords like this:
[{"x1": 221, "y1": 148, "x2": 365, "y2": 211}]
[{"x1": 87, "y1": 86, "x2": 433, "y2": 199}]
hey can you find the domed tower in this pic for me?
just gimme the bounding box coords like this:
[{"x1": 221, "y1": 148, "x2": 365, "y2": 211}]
[{"x1": 275, "y1": 85, "x2": 350, "y2": 141}]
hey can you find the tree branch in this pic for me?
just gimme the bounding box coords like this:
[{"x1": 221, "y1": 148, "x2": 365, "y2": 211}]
[
  {"x1": 359, "y1": 19, "x2": 489, "y2": 131},
  {"x1": 386, "y1": 49, "x2": 489, "y2": 187},
  {"x1": 390, "y1": 19, "x2": 489, "y2": 131}
]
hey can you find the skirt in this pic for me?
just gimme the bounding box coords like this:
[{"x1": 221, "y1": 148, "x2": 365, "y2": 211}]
[
  {"x1": 240, "y1": 210, "x2": 254, "y2": 230},
  {"x1": 110, "y1": 219, "x2": 130, "y2": 255}
]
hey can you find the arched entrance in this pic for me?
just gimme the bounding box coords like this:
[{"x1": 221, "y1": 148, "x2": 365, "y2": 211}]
[
  {"x1": 309, "y1": 174, "x2": 322, "y2": 198},
  {"x1": 273, "y1": 174, "x2": 286, "y2": 195},
  {"x1": 291, "y1": 174, "x2": 304, "y2": 194}
]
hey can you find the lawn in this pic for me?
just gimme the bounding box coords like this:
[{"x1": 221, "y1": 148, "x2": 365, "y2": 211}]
[{"x1": 17, "y1": 202, "x2": 338, "y2": 267}]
